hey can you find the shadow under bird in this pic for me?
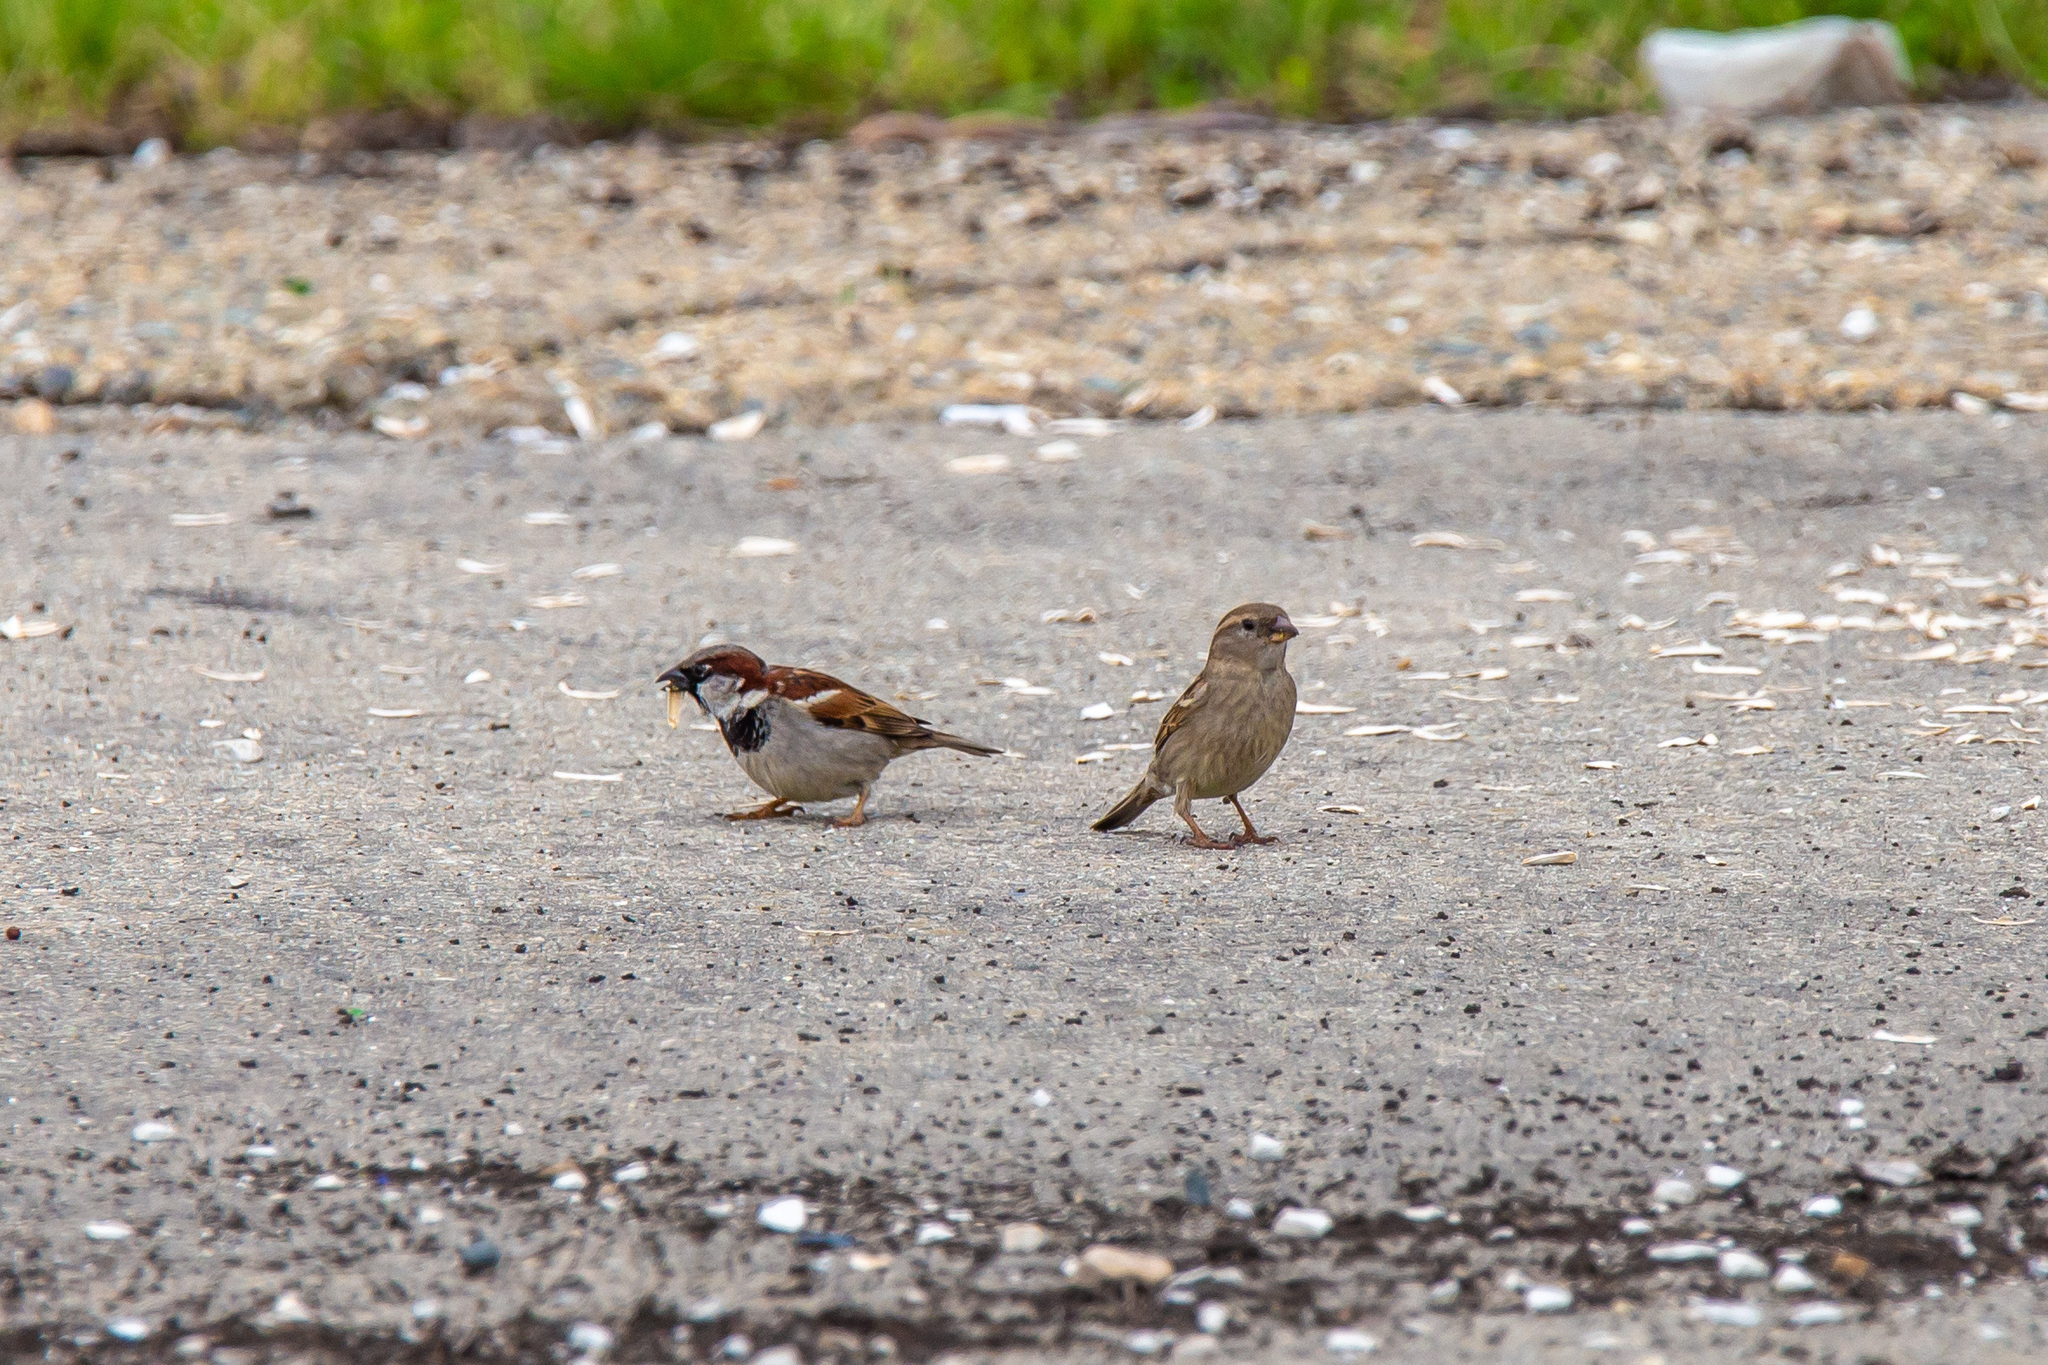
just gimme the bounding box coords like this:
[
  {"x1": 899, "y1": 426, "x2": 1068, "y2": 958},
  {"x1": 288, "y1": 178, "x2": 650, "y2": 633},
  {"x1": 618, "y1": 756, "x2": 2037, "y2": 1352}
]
[
  {"x1": 658, "y1": 645, "x2": 1002, "y2": 827},
  {"x1": 1091, "y1": 602, "x2": 1298, "y2": 849}
]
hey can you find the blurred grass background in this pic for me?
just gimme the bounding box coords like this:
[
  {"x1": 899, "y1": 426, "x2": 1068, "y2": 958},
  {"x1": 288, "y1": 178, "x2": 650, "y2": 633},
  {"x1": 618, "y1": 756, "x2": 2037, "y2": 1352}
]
[{"x1": 0, "y1": 0, "x2": 2040, "y2": 147}]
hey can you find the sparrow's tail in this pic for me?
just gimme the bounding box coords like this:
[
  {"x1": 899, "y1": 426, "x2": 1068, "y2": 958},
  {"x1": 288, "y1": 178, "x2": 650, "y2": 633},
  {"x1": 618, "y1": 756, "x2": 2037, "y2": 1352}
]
[
  {"x1": 923, "y1": 730, "x2": 1004, "y2": 758},
  {"x1": 1091, "y1": 779, "x2": 1160, "y2": 832}
]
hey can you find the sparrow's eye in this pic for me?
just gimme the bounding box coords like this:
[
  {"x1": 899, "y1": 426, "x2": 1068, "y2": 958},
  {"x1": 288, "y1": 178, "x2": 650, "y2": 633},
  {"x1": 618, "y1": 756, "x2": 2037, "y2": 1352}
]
[{"x1": 1241, "y1": 620, "x2": 1255, "y2": 632}]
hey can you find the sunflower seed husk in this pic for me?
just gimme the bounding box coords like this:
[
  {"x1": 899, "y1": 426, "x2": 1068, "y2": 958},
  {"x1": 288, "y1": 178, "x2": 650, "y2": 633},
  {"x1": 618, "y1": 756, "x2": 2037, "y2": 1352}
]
[
  {"x1": 1295, "y1": 703, "x2": 1357, "y2": 715},
  {"x1": 733, "y1": 536, "x2": 798, "y2": 558},
  {"x1": 523, "y1": 511, "x2": 572, "y2": 526},
  {"x1": 528, "y1": 593, "x2": 586, "y2": 609},
  {"x1": 558, "y1": 682, "x2": 622, "y2": 701},
  {"x1": 457, "y1": 558, "x2": 505, "y2": 574},
  {"x1": 709, "y1": 409, "x2": 767, "y2": 442},
  {"x1": 169, "y1": 512, "x2": 232, "y2": 527},
  {"x1": 0, "y1": 615, "x2": 61, "y2": 639},
  {"x1": 948, "y1": 453, "x2": 1012, "y2": 475},
  {"x1": 571, "y1": 563, "x2": 623, "y2": 579},
  {"x1": 1041, "y1": 607, "x2": 1098, "y2": 623},
  {"x1": 1097, "y1": 652, "x2": 1134, "y2": 667},
  {"x1": 1033, "y1": 440, "x2": 1081, "y2": 462},
  {"x1": 1522, "y1": 851, "x2": 1577, "y2": 866},
  {"x1": 552, "y1": 771, "x2": 623, "y2": 783},
  {"x1": 195, "y1": 667, "x2": 264, "y2": 682}
]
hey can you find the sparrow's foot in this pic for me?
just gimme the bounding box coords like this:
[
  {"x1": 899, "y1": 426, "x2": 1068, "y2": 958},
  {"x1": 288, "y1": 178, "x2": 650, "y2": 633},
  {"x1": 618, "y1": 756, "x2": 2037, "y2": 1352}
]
[
  {"x1": 830, "y1": 788, "x2": 871, "y2": 829},
  {"x1": 1225, "y1": 795, "x2": 1275, "y2": 845},
  {"x1": 724, "y1": 799, "x2": 801, "y2": 821},
  {"x1": 1184, "y1": 832, "x2": 1234, "y2": 850}
]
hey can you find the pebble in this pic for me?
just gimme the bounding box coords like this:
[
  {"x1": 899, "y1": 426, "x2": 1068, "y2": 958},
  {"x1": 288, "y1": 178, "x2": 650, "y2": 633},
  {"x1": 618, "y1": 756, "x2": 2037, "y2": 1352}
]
[
  {"x1": 915, "y1": 1221, "x2": 955, "y2": 1245},
  {"x1": 1247, "y1": 1132, "x2": 1286, "y2": 1162},
  {"x1": 1272, "y1": 1207, "x2": 1334, "y2": 1239},
  {"x1": 131, "y1": 1120, "x2": 176, "y2": 1143},
  {"x1": 1772, "y1": 1263, "x2": 1819, "y2": 1294},
  {"x1": 1523, "y1": 1285, "x2": 1573, "y2": 1314},
  {"x1": 1839, "y1": 306, "x2": 1880, "y2": 342},
  {"x1": 1703, "y1": 1164, "x2": 1746, "y2": 1190},
  {"x1": 1182, "y1": 1169, "x2": 1210, "y2": 1207},
  {"x1": 567, "y1": 1323, "x2": 614, "y2": 1354},
  {"x1": 1837, "y1": 1098, "x2": 1865, "y2": 1117},
  {"x1": 105, "y1": 1318, "x2": 151, "y2": 1342},
  {"x1": 1426, "y1": 1278, "x2": 1461, "y2": 1306},
  {"x1": 1651, "y1": 1177, "x2": 1697, "y2": 1205},
  {"x1": 1030, "y1": 1088, "x2": 1052, "y2": 1107},
  {"x1": 716, "y1": 1333, "x2": 752, "y2": 1359},
  {"x1": 752, "y1": 1346, "x2": 801, "y2": 1365},
  {"x1": 270, "y1": 1291, "x2": 313, "y2": 1324},
  {"x1": 1647, "y1": 1242, "x2": 1718, "y2": 1263},
  {"x1": 757, "y1": 1196, "x2": 807, "y2": 1233},
  {"x1": 1719, "y1": 1249, "x2": 1770, "y2": 1279},
  {"x1": 411, "y1": 1300, "x2": 441, "y2": 1320},
  {"x1": 1620, "y1": 1218, "x2": 1654, "y2": 1236},
  {"x1": 551, "y1": 1170, "x2": 588, "y2": 1192},
  {"x1": 1125, "y1": 1330, "x2": 1172, "y2": 1355},
  {"x1": 84, "y1": 1221, "x2": 134, "y2": 1241},
  {"x1": 1399, "y1": 1204, "x2": 1444, "y2": 1223},
  {"x1": 1323, "y1": 1328, "x2": 1378, "y2": 1355},
  {"x1": 686, "y1": 1298, "x2": 728, "y2": 1323},
  {"x1": 1689, "y1": 1300, "x2": 1762, "y2": 1327},
  {"x1": 1195, "y1": 1302, "x2": 1228, "y2": 1334},
  {"x1": 1000, "y1": 1222, "x2": 1049, "y2": 1254},
  {"x1": 459, "y1": 1236, "x2": 501, "y2": 1272},
  {"x1": 1074, "y1": 1244, "x2": 1175, "y2": 1287},
  {"x1": 311, "y1": 1173, "x2": 345, "y2": 1190},
  {"x1": 1858, "y1": 1159, "x2": 1928, "y2": 1188},
  {"x1": 1171, "y1": 1335, "x2": 1219, "y2": 1361},
  {"x1": 612, "y1": 1161, "x2": 649, "y2": 1183},
  {"x1": 1944, "y1": 1205, "x2": 1984, "y2": 1228},
  {"x1": 1786, "y1": 1302, "x2": 1849, "y2": 1327},
  {"x1": 244, "y1": 1144, "x2": 277, "y2": 1160},
  {"x1": 1801, "y1": 1194, "x2": 1843, "y2": 1218}
]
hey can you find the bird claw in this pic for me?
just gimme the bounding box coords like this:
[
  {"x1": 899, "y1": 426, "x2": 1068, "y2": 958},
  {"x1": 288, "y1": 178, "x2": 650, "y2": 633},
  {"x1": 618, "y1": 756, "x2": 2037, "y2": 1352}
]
[
  {"x1": 1230, "y1": 832, "x2": 1279, "y2": 847},
  {"x1": 724, "y1": 800, "x2": 801, "y2": 821},
  {"x1": 1184, "y1": 833, "x2": 1234, "y2": 850}
]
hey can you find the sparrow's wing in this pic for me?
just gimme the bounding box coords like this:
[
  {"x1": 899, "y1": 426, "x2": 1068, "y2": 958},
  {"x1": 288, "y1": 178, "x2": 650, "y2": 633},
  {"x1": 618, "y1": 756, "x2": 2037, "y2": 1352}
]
[
  {"x1": 771, "y1": 667, "x2": 932, "y2": 740},
  {"x1": 1150, "y1": 673, "x2": 1209, "y2": 752}
]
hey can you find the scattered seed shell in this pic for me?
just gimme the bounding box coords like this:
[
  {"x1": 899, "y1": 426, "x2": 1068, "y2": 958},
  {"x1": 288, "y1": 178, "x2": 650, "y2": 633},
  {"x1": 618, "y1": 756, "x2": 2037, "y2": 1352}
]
[
  {"x1": 709, "y1": 410, "x2": 768, "y2": 442},
  {"x1": 552, "y1": 771, "x2": 622, "y2": 783},
  {"x1": 169, "y1": 512, "x2": 232, "y2": 527},
  {"x1": 1521, "y1": 851, "x2": 1577, "y2": 866},
  {"x1": 733, "y1": 536, "x2": 798, "y2": 558},
  {"x1": 558, "y1": 682, "x2": 622, "y2": 701}
]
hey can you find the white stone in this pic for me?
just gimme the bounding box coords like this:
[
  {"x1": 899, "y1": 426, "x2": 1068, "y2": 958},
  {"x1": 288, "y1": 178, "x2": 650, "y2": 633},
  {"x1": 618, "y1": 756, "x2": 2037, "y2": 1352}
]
[
  {"x1": 1324, "y1": 1327, "x2": 1379, "y2": 1354},
  {"x1": 1652, "y1": 1177, "x2": 1697, "y2": 1206},
  {"x1": 1689, "y1": 1301, "x2": 1762, "y2": 1327},
  {"x1": 567, "y1": 1323, "x2": 614, "y2": 1354},
  {"x1": 1704, "y1": 1164, "x2": 1745, "y2": 1190},
  {"x1": 1247, "y1": 1132, "x2": 1286, "y2": 1162},
  {"x1": 1772, "y1": 1264, "x2": 1819, "y2": 1294},
  {"x1": 1648, "y1": 1242, "x2": 1719, "y2": 1262},
  {"x1": 105, "y1": 1318, "x2": 151, "y2": 1341},
  {"x1": 1000, "y1": 1223, "x2": 1048, "y2": 1254},
  {"x1": 757, "y1": 1196, "x2": 807, "y2": 1233},
  {"x1": 1786, "y1": 1302, "x2": 1848, "y2": 1327},
  {"x1": 1524, "y1": 1285, "x2": 1573, "y2": 1314},
  {"x1": 1272, "y1": 1207, "x2": 1333, "y2": 1239},
  {"x1": 1839, "y1": 307, "x2": 1880, "y2": 342},
  {"x1": 131, "y1": 1121, "x2": 176, "y2": 1143},
  {"x1": 84, "y1": 1221, "x2": 134, "y2": 1241},
  {"x1": 1196, "y1": 1302, "x2": 1228, "y2": 1334},
  {"x1": 1944, "y1": 1205, "x2": 1984, "y2": 1228},
  {"x1": 613, "y1": 1162, "x2": 649, "y2": 1183},
  {"x1": 915, "y1": 1221, "x2": 955, "y2": 1245},
  {"x1": 1802, "y1": 1194, "x2": 1843, "y2": 1218},
  {"x1": 1719, "y1": 1249, "x2": 1770, "y2": 1279},
  {"x1": 1223, "y1": 1198, "x2": 1255, "y2": 1220},
  {"x1": 551, "y1": 1170, "x2": 587, "y2": 1192}
]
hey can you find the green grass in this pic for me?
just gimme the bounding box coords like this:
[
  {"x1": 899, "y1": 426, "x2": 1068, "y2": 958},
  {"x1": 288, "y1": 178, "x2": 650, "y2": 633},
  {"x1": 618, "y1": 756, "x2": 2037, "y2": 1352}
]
[{"x1": 1, "y1": 0, "x2": 2041, "y2": 146}]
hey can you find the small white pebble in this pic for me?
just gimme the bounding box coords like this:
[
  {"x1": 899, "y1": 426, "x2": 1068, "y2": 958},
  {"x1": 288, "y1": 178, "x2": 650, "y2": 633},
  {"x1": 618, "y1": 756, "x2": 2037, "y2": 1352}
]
[
  {"x1": 131, "y1": 1121, "x2": 176, "y2": 1143},
  {"x1": 1247, "y1": 1132, "x2": 1286, "y2": 1162},
  {"x1": 1272, "y1": 1207, "x2": 1333, "y2": 1240},
  {"x1": 1945, "y1": 1205, "x2": 1984, "y2": 1228},
  {"x1": 1837, "y1": 1098, "x2": 1864, "y2": 1117},
  {"x1": 1196, "y1": 1301, "x2": 1228, "y2": 1334},
  {"x1": 1652, "y1": 1177, "x2": 1697, "y2": 1206},
  {"x1": 1786, "y1": 1302, "x2": 1848, "y2": 1327},
  {"x1": 1719, "y1": 1249, "x2": 1770, "y2": 1279},
  {"x1": 1524, "y1": 1284, "x2": 1573, "y2": 1314},
  {"x1": 757, "y1": 1195, "x2": 806, "y2": 1233},
  {"x1": 550, "y1": 1170, "x2": 587, "y2": 1192},
  {"x1": 1620, "y1": 1218, "x2": 1653, "y2": 1236},
  {"x1": 612, "y1": 1162, "x2": 649, "y2": 1183},
  {"x1": 84, "y1": 1221, "x2": 133, "y2": 1241},
  {"x1": 1223, "y1": 1198, "x2": 1256, "y2": 1221},
  {"x1": 1772, "y1": 1263, "x2": 1819, "y2": 1294},
  {"x1": 1323, "y1": 1327, "x2": 1379, "y2": 1355},
  {"x1": 1704, "y1": 1164, "x2": 1745, "y2": 1190},
  {"x1": 311, "y1": 1173, "x2": 345, "y2": 1191},
  {"x1": 566, "y1": 1322, "x2": 614, "y2": 1353},
  {"x1": 1802, "y1": 1194, "x2": 1843, "y2": 1219},
  {"x1": 1690, "y1": 1301, "x2": 1762, "y2": 1327},
  {"x1": 1400, "y1": 1204, "x2": 1444, "y2": 1223},
  {"x1": 915, "y1": 1221, "x2": 955, "y2": 1245},
  {"x1": 105, "y1": 1318, "x2": 151, "y2": 1341},
  {"x1": 1839, "y1": 307, "x2": 1879, "y2": 342},
  {"x1": 1030, "y1": 1088, "x2": 1052, "y2": 1107}
]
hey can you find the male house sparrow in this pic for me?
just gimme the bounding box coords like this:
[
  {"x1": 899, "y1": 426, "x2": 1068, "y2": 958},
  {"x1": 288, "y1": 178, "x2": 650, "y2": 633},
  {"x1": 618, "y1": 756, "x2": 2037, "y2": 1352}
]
[
  {"x1": 1091, "y1": 603, "x2": 1297, "y2": 849},
  {"x1": 658, "y1": 645, "x2": 1001, "y2": 827}
]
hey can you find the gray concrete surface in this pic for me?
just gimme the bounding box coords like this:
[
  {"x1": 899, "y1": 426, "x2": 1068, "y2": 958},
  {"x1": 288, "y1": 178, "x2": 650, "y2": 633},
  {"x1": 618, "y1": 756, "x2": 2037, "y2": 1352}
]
[{"x1": 3, "y1": 410, "x2": 2047, "y2": 1363}]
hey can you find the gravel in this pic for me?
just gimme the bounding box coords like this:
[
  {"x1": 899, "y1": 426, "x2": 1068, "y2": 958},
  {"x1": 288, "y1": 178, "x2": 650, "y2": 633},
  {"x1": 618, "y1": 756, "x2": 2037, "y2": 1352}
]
[{"x1": 6, "y1": 106, "x2": 2048, "y2": 446}]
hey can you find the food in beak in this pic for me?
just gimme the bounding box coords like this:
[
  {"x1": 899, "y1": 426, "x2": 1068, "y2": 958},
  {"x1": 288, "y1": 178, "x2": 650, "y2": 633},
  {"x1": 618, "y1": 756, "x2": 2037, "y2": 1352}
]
[{"x1": 665, "y1": 687, "x2": 684, "y2": 728}]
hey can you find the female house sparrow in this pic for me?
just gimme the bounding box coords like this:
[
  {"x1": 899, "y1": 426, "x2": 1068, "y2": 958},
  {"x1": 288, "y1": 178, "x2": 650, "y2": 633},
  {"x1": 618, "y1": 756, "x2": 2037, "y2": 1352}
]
[
  {"x1": 1091, "y1": 603, "x2": 1297, "y2": 849},
  {"x1": 658, "y1": 645, "x2": 1001, "y2": 827}
]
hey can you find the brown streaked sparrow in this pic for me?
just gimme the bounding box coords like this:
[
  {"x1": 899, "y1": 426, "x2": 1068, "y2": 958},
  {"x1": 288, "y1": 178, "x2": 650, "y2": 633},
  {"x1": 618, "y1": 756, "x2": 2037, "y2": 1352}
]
[
  {"x1": 658, "y1": 644, "x2": 1001, "y2": 827},
  {"x1": 1091, "y1": 602, "x2": 1297, "y2": 849}
]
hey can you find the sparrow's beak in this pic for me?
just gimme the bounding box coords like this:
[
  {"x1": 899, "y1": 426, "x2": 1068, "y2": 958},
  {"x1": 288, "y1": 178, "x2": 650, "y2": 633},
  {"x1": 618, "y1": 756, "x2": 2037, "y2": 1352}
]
[
  {"x1": 1269, "y1": 616, "x2": 1298, "y2": 643},
  {"x1": 664, "y1": 686, "x2": 684, "y2": 729}
]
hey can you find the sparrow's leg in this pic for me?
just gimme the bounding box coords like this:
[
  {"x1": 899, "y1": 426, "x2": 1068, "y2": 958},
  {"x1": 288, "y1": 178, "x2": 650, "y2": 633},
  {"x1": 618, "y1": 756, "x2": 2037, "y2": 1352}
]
[
  {"x1": 1173, "y1": 781, "x2": 1233, "y2": 850},
  {"x1": 1227, "y1": 794, "x2": 1278, "y2": 845},
  {"x1": 831, "y1": 786, "x2": 871, "y2": 829},
  {"x1": 724, "y1": 798, "x2": 801, "y2": 821}
]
